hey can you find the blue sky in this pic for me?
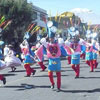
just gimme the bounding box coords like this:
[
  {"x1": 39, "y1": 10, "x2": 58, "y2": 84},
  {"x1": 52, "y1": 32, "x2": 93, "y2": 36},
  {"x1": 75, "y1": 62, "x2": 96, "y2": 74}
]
[{"x1": 28, "y1": 0, "x2": 100, "y2": 16}]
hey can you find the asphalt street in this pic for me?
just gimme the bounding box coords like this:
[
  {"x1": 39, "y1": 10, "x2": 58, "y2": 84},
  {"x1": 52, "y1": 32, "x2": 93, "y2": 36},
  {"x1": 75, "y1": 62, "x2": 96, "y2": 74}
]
[{"x1": 0, "y1": 57, "x2": 100, "y2": 100}]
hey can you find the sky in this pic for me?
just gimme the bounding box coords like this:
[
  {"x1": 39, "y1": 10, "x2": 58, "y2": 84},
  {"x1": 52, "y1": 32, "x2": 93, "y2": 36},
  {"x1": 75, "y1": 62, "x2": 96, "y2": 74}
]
[{"x1": 28, "y1": 0, "x2": 100, "y2": 16}]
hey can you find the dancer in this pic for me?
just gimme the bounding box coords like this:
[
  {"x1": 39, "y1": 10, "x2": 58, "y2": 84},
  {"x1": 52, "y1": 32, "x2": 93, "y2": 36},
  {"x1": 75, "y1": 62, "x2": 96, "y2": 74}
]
[
  {"x1": 36, "y1": 21, "x2": 62, "y2": 92},
  {"x1": 65, "y1": 39, "x2": 71, "y2": 64},
  {"x1": 65, "y1": 27, "x2": 85, "y2": 78},
  {"x1": 4, "y1": 45, "x2": 21, "y2": 72},
  {"x1": 0, "y1": 60, "x2": 6, "y2": 84},
  {"x1": 34, "y1": 42, "x2": 47, "y2": 71},
  {"x1": 3, "y1": 45, "x2": 9, "y2": 57},
  {"x1": 20, "y1": 40, "x2": 36, "y2": 77},
  {"x1": 85, "y1": 30, "x2": 99, "y2": 72}
]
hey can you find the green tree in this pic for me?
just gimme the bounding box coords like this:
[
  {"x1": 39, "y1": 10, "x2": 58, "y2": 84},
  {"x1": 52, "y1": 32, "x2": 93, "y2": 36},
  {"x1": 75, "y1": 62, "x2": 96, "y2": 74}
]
[{"x1": 0, "y1": 0, "x2": 33, "y2": 44}]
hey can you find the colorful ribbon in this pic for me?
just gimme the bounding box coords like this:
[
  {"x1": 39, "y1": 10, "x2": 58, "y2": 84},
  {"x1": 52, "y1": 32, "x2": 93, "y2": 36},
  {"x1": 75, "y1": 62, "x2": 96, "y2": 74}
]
[
  {"x1": 3, "y1": 20, "x2": 12, "y2": 30},
  {"x1": 0, "y1": 16, "x2": 5, "y2": 24}
]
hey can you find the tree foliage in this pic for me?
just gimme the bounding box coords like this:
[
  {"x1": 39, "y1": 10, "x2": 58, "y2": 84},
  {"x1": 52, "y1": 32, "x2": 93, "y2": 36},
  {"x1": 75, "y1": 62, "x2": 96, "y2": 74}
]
[{"x1": 0, "y1": 0, "x2": 33, "y2": 44}]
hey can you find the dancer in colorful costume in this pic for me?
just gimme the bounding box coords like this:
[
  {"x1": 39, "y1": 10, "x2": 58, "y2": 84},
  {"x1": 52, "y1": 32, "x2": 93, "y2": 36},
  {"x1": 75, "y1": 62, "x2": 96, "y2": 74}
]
[
  {"x1": 35, "y1": 40, "x2": 47, "y2": 71},
  {"x1": 4, "y1": 45, "x2": 21, "y2": 72},
  {"x1": 35, "y1": 21, "x2": 62, "y2": 92},
  {"x1": 58, "y1": 37, "x2": 68, "y2": 57},
  {"x1": 80, "y1": 46, "x2": 86, "y2": 59},
  {"x1": 20, "y1": 40, "x2": 36, "y2": 77},
  {"x1": 65, "y1": 38, "x2": 71, "y2": 64},
  {"x1": 85, "y1": 30, "x2": 99, "y2": 72},
  {"x1": 92, "y1": 32, "x2": 100, "y2": 68},
  {"x1": 0, "y1": 42, "x2": 6, "y2": 84},
  {"x1": 0, "y1": 60, "x2": 6, "y2": 84},
  {"x1": 65, "y1": 27, "x2": 86, "y2": 78},
  {"x1": 92, "y1": 40, "x2": 99, "y2": 68},
  {"x1": 0, "y1": 16, "x2": 12, "y2": 84}
]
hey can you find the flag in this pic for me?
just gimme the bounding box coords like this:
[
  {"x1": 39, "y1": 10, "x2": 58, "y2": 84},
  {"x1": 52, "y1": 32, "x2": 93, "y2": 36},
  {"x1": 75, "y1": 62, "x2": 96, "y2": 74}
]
[
  {"x1": 49, "y1": 10, "x2": 52, "y2": 21},
  {"x1": 70, "y1": 18, "x2": 73, "y2": 26},
  {"x1": 0, "y1": 21, "x2": 7, "y2": 28},
  {"x1": 58, "y1": 14, "x2": 62, "y2": 23},
  {"x1": 78, "y1": 19, "x2": 81, "y2": 25},
  {"x1": 27, "y1": 23, "x2": 35, "y2": 32},
  {"x1": 3, "y1": 20, "x2": 12, "y2": 30},
  {"x1": 64, "y1": 45, "x2": 74, "y2": 55},
  {"x1": 55, "y1": 11, "x2": 58, "y2": 21},
  {"x1": 35, "y1": 45, "x2": 43, "y2": 61},
  {"x1": 83, "y1": 25, "x2": 86, "y2": 32},
  {"x1": 31, "y1": 26, "x2": 40, "y2": 34},
  {"x1": 88, "y1": 21, "x2": 92, "y2": 30},
  {"x1": 0, "y1": 16, "x2": 5, "y2": 24},
  {"x1": 93, "y1": 25, "x2": 98, "y2": 31}
]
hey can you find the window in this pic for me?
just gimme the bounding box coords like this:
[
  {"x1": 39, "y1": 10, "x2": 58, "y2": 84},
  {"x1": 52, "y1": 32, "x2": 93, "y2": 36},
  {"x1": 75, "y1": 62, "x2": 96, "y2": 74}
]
[
  {"x1": 40, "y1": 13, "x2": 46, "y2": 21},
  {"x1": 32, "y1": 11, "x2": 37, "y2": 20}
]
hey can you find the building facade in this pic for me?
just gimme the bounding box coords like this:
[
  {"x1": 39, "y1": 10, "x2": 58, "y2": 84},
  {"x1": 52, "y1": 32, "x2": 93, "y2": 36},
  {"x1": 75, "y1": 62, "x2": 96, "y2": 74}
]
[
  {"x1": 28, "y1": 5, "x2": 48, "y2": 44},
  {"x1": 32, "y1": 5, "x2": 47, "y2": 29}
]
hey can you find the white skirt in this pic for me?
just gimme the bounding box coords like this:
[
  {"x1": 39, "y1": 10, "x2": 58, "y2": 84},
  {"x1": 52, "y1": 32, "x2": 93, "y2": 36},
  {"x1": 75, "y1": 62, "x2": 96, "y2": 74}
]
[{"x1": 5, "y1": 56, "x2": 21, "y2": 67}]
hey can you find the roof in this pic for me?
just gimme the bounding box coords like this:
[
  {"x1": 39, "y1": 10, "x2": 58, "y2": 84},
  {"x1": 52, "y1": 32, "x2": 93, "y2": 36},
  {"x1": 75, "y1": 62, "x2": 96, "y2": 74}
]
[
  {"x1": 32, "y1": 5, "x2": 47, "y2": 15},
  {"x1": 60, "y1": 12, "x2": 74, "y2": 17}
]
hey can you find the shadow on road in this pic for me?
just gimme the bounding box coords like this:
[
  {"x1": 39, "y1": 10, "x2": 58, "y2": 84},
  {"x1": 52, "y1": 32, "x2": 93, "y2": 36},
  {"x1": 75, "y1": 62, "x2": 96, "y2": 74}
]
[
  {"x1": 0, "y1": 83, "x2": 50, "y2": 91},
  {"x1": 33, "y1": 74, "x2": 69, "y2": 78},
  {"x1": 79, "y1": 76, "x2": 100, "y2": 79},
  {"x1": 1, "y1": 84, "x2": 100, "y2": 93},
  {"x1": 94, "y1": 71, "x2": 100, "y2": 72},
  {"x1": 8, "y1": 70, "x2": 26, "y2": 73},
  {"x1": 60, "y1": 88, "x2": 100, "y2": 93},
  {"x1": 2, "y1": 73, "x2": 17, "y2": 77}
]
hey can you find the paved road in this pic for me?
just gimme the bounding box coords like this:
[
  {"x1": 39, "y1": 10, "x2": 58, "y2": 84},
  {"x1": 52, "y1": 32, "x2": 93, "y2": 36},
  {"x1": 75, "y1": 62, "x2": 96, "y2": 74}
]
[{"x1": 0, "y1": 57, "x2": 100, "y2": 100}]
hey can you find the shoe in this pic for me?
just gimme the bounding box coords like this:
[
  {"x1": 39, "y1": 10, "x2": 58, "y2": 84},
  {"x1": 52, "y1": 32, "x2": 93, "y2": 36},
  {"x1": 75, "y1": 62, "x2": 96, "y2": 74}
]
[
  {"x1": 44, "y1": 67, "x2": 47, "y2": 70},
  {"x1": 11, "y1": 67, "x2": 16, "y2": 72},
  {"x1": 2, "y1": 78, "x2": 6, "y2": 85},
  {"x1": 51, "y1": 84, "x2": 55, "y2": 89},
  {"x1": 32, "y1": 70, "x2": 36, "y2": 75},
  {"x1": 90, "y1": 70, "x2": 93, "y2": 72},
  {"x1": 13, "y1": 68, "x2": 16, "y2": 71},
  {"x1": 56, "y1": 88, "x2": 61, "y2": 92},
  {"x1": 96, "y1": 63, "x2": 98, "y2": 68}
]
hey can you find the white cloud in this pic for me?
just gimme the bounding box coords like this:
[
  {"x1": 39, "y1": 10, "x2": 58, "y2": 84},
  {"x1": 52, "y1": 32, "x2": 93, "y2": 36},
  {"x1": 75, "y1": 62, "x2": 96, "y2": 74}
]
[
  {"x1": 70, "y1": 8, "x2": 100, "y2": 24},
  {"x1": 70, "y1": 8, "x2": 93, "y2": 14}
]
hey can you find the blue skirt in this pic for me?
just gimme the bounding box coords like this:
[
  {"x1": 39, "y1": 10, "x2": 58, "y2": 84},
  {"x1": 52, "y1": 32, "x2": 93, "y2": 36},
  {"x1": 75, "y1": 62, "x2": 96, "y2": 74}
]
[
  {"x1": 24, "y1": 55, "x2": 34, "y2": 64},
  {"x1": 48, "y1": 58, "x2": 61, "y2": 71},
  {"x1": 85, "y1": 52, "x2": 93, "y2": 60},
  {"x1": 93, "y1": 53, "x2": 97, "y2": 59},
  {"x1": 71, "y1": 54, "x2": 80, "y2": 64}
]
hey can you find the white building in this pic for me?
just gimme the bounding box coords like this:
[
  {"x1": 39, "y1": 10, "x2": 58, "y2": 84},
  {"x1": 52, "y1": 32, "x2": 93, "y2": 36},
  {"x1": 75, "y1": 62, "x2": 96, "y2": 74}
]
[
  {"x1": 32, "y1": 5, "x2": 48, "y2": 29},
  {"x1": 28, "y1": 5, "x2": 48, "y2": 44}
]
